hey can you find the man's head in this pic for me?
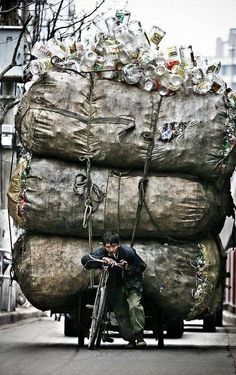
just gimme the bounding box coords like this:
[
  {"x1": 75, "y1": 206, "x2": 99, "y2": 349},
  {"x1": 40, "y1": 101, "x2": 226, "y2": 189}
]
[{"x1": 102, "y1": 232, "x2": 120, "y2": 256}]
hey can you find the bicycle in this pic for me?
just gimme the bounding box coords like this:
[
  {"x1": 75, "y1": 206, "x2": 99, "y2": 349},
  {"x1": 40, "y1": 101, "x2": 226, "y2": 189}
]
[{"x1": 85, "y1": 257, "x2": 125, "y2": 350}]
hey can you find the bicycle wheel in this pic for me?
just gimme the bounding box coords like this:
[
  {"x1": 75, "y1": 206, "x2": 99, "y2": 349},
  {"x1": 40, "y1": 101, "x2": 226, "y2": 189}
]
[
  {"x1": 88, "y1": 270, "x2": 108, "y2": 349},
  {"x1": 95, "y1": 287, "x2": 108, "y2": 348}
]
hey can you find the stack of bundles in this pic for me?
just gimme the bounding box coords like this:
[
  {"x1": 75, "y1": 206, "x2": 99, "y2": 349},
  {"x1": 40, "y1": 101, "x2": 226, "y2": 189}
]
[{"x1": 8, "y1": 70, "x2": 236, "y2": 319}]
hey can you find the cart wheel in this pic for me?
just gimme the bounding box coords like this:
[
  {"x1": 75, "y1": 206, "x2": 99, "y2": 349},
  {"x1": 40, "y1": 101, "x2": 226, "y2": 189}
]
[
  {"x1": 203, "y1": 313, "x2": 216, "y2": 332},
  {"x1": 64, "y1": 314, "x2": 77, "y2": 337},
  {"x1": 166, "y1": 318, "x2": 184, "y2": 338},
  {"x1": 78, "y1": 329, "x2": 85, "y2": 347}
]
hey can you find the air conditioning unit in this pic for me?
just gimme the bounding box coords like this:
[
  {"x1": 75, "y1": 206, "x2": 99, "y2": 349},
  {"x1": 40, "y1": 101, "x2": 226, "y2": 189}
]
[{"x1": 0, "y1": 124, "x2": 15, "y2": 148}]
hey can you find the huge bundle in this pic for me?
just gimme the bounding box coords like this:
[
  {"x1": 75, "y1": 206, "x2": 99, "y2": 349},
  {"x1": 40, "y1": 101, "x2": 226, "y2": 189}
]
[
  {"x1": 7, "y1": 157, "x2": 231, "y2": 239},
  {"x1": 13, "y1": 233, "x2": 220, "y2": 319},
  {"x1": 15, "y1": 72, "x2": 235, "y2": 182},
  {"x1": 8, "y1": 9, "x2": 236, "y2": 319}
]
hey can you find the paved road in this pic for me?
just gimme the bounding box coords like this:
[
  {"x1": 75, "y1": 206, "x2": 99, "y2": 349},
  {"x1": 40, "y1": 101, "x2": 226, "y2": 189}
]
[{"x1": 0, "y1": 316, "x2": 235, "y2": 375}]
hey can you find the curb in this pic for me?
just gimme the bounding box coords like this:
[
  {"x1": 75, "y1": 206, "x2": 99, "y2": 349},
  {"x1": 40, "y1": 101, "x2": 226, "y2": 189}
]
[
  {"x1": 0, "y1": 307, "x2": 47, "y2": 326},
  {"x1": 223, "y1": 310, "x2": 236, "y2": 327}
]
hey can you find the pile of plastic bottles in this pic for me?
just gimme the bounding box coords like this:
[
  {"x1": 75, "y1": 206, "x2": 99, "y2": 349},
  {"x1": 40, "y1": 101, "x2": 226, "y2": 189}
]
[{"x1": 29, "y1": 8, "x2": 236, "y2": 100}]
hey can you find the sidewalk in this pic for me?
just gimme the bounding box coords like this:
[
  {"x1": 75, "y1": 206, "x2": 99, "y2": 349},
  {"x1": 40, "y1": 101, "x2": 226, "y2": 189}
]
[{"x1": 0, "y1": 305, "x2": 47, "y2": 325}]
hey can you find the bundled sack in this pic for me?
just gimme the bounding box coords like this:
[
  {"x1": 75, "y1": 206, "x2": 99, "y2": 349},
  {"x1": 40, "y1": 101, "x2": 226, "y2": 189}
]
[
  {"x1": 7, "y1": 156, "x2": 232, "y2": 240},
  {"x1": 15, "y1": 71, "x2": 236, "y2": 181},
  {"x1": 12, "y1": 233, "x2": 221, "y2": 319}
]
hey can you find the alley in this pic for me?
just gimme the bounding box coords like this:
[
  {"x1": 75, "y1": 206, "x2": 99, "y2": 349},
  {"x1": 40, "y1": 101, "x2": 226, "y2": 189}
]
[{"x1": 0, "y1": 315, "x2": 235, "y2": 375}]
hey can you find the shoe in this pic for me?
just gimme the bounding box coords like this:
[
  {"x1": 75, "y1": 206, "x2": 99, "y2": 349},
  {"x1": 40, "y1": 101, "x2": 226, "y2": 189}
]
[
  {"x1": 136, "y1": 338, "x2": 147, "y2": 347},
  {"x1": 126, "y1": 340, "x2": 136, "y2": 348}
]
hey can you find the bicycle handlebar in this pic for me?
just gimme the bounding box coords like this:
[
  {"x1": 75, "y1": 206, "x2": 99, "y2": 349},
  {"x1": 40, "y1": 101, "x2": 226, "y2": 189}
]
[{"x1": 85, "y1": 255, "x2": 126, "y2": 270}]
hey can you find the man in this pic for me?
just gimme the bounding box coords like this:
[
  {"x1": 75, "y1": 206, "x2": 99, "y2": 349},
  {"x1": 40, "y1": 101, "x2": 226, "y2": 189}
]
[{"x1": 81, "y1": 231, "x2": 147, "y2": 348}]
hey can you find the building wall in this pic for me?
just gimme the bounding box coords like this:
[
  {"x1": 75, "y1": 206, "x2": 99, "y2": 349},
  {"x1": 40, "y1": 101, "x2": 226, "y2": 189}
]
[{"x1": 216, "y1": 28, "x2": 236, "y2": 318}]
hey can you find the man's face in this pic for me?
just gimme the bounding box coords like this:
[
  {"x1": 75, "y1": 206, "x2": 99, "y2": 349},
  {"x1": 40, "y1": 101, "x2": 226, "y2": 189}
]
[{"x1": 104, "y1": 242, "x2": 120, "y2": 256}]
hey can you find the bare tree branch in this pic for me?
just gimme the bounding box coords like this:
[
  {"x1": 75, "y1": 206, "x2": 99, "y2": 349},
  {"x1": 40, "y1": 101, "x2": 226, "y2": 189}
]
[
  {"x1": 47, "y1": 0, "x2": 105, "y2": 40},
  {"x1": 0, "y1": 0, "x2": 20, "y2": 14},
  {"x1": 0, "y1": 99, "x2": 21, "y2": 126},
  {"x1": 48, "y1": 0, "x2": 65, "y2": 40},
  {"x1": 0, "y1": 14, "x2": 32, "y2": 80}
]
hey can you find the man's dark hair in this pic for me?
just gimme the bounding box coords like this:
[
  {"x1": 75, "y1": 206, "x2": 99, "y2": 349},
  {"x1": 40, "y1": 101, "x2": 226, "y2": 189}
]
[{"x1": 102, "y1": 232, "x2": 120, "y2": 245}]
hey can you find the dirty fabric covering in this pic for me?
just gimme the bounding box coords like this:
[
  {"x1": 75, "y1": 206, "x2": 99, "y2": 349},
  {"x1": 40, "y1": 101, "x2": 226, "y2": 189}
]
[
  {"x1": 15, "y1": 71, "x2": 235, "y2": 181},
  {"x1": 13, "y1": 234, "x2": 220, "y2": 318},
  {"x1": 7, "y1": 157, "x2": 231, "y2": 240}
]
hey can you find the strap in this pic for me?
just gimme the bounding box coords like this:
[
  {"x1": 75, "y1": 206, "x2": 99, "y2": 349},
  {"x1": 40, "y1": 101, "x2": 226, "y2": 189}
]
[{"x1": 131, "y1": 95, "x2": 163, "y2": 247}]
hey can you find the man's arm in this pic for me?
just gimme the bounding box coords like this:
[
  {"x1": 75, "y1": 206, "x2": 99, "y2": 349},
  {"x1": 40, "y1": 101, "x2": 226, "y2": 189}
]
[
  {"x1": 81, "y1": 248, "x2": 106, "y2": 269},
  {"x1": 121, "y1": 246, "x2": 146, "y2": 274}
]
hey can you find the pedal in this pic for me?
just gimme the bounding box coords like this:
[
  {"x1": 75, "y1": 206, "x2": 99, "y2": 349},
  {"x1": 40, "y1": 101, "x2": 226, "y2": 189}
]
[
  {"x1": 102, "y1": 336, "x2": 114, "y2": 343},
  {"x1": 86, "y1": 304, "x2": 94, "y2": 309}
]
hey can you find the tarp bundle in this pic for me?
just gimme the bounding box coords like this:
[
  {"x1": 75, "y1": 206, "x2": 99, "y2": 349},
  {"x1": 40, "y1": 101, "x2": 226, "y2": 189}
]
[
  {"x1": 15, "y1": 71, "x2": 236, "y2": 182},
  {"x1": 13, "y1": 233, "x2": 221, "y2": 319},
  {"x1": 7, "y1": 156, "x2": 231, "y2": 240}
]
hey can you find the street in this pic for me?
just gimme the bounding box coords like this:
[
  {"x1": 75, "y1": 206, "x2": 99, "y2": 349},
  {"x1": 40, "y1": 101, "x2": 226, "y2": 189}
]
[{"x1": 0, "y1": 316, "x2": 235, "y2": 375}]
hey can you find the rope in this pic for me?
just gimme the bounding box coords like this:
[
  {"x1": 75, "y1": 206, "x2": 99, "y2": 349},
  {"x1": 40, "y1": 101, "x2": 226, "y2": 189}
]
[
  {"x1": 130, "y1": 95, "x2": 163, "y2": 247},
  {"x1": 84, "y1": 73, "x2": 95, "y2": 287},
  {"x1": 117, "y1": 172, "x2": 122, "y2": 235}
]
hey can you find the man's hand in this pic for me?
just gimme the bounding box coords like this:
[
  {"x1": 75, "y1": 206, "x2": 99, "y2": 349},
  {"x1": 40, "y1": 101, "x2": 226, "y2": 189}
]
[
  {"x1": 119, "y1": 260, "x2": 128, "y2": 270},
  {"x1": 102, "y1": 257, "x2": 117, "y2": 267}
]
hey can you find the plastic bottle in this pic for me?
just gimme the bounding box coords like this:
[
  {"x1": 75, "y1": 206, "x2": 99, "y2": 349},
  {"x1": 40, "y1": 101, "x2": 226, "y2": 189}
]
[
  {"x1": 206, "y1": 61, "x2": 221, "y2": 74},
  {"x1": 165, "y1": 46, "x2": 180, "y2": 70},
  {"x1": 148, "y1": 26, "x2": 166, "y2": 48},
  {"x1": 209, "y1": 74, "x2": 226, "y2": 94},
  {"x1": 29, "y1": 58, "x2": 54, "y2": 75},
  {"x1": 128, "y1": 20, "x2": 150, "y2": 50},
  {"x1": 168, "y1": 73, "x2": 184, "y2": 91},
  {"x1": 31, "y1": 41, "x2": 52, "y2": 59},
  {"x1": 139, "y1": 76, "x2": 156, "y2": 91},
  {"x1": 123, "y1": 63, "x2": 142, "y2": 84},
  {"x1": 101, "y1": 61, "x2": 116, "y2": 79},
  {"x1": 105, "y1": 16, "x2": 118, "y2": 34},
  {"x1": 154, "y1": 64, "x2": 167, "y2": 77},
  {"x1": 179, "y1": 45, "x2": 194, "y2": 69},
  {"x1": 115, "y1": 9, "x2": 131, "y2": 25},
  {"x1": 80, "y1": 50, "x2": 97, "y2": 72},
  {"x1": 114, "y1": 24, "x2": 134, "y2": 46}
]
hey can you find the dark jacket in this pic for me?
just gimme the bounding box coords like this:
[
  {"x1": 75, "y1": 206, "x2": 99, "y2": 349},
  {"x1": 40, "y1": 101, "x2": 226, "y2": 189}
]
[{"x1": 81, "y1": 245, "x2": 146, "y2": 292}]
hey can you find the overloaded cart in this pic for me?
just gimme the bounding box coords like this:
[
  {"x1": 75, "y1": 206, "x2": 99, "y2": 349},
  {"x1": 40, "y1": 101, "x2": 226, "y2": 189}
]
[{"x1": 7, "y1": 9, "x2": 236, "y2": 346}]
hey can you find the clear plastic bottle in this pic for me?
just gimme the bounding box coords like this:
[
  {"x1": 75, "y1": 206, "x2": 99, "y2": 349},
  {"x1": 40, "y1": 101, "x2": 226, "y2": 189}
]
[
  {"x1": 114, "y1": 24, "x2": 134, "y2": 46},
  {"x1": 139, "y1": 76, "x2": 156, "y2": 91},
  {"x1": 31, "y1": 41, "x2": 52, "y2": 59},
  {"x1": 209, "y1": 74, "x2": 226, "y2": 94},
  {"x1": 138, "y1": 48, "x2": 158, "y2": 68},
  {"x1": 128, "y1": 20, "x2": 150, "y2": 50},
  {"x1": 154, "y1": 64, "x2": 166, "y2": 77},
  {"x1": 101, "y1": 61, "x2": 116, "y2": 79},
  {"x1": 179, "y1": 45, "x2": 194, "y2": 69},
  {"x1": 115, "y1": 9, "x2": 131, "y2": 25},
  {"x1": 165, "y1": 46, "x2": 180, "y2": 70},
  {"x1": 29, "y1": 58, "x2": 54, "y2": 75},
  {"x1": 105, "y1": 16, "x2": 118, "y2": 34},
  {"x1": 168, "y1": 73, "x2": 184, "y2": 91},
  {"x1": 190, "y1": 67, "x2": 204, "y2": 85},
  {"x1": 206, "y1": 61, "x2": 221, "y2": 74},
  {"x1": 148, "y1": 26, "x2": 166, "y2": 48},
  {"x1": 123, "y1": 63, "x2": 142, "y2": 84},
  {"x1": 80, "y1": 50, "x2": 97, "y2": 72}
]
